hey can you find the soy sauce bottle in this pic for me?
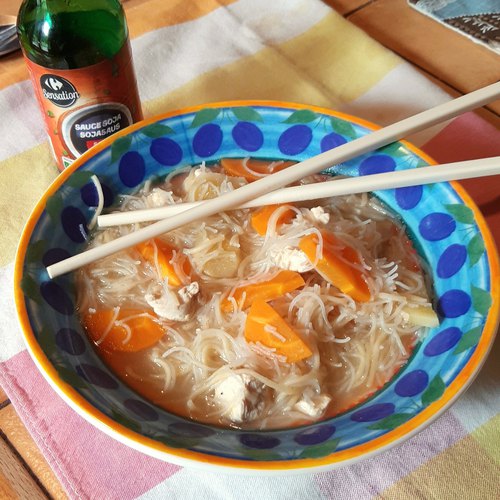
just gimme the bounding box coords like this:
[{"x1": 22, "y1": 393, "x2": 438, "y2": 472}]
[{"x1": 17, "y1": 0, "x2": 143, "y2": 171}]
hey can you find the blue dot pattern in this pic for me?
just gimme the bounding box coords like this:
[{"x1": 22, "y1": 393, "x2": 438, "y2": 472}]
[
  {"x1": 150, "y1": 138, "x2": 183, "y2": 166},
  {"x1": 395, "y1": 185, "x2": 423, "y2": 210},
  {"x1": 359, "y1": 154, "x2": 396, "y2": 176},
  {"x1": 56, "y1": 328, "x2": 86, "y2": 355},
  {"x1": 76, "y1": 364, "x2": 119, "y2": 389},
  {"x1": 424, "y1": 327, "x2": 462, "y2": 357},
  {"x1": 351, "y1": 403, "x2": 395, "y2": 422},
  {"x1": 395, "y1": 370, "x2": 429, "y2": 397},
  {"x1": 278, "y1": 125, "x2": 312, "y2": 155},
  {"x1": 232, "y1": 122, "x2": 264, "y2": 151},
  {"x1": 61, "y1": 206, "x2": 87, "y2": 243},
  {"x1": 81, "y1": 182, "x2": 114, "y2": 208},
  {"x1": 21, "y1": 104, "x2": 494, "y2": 463},
  {"x1": 294, "y1": 424, "x2": 336, "y2": 445},
  {"x1": 119, "y1": 151, "x2": 146, "y2": 187},
  {"x1": 193, "y1": 124, "x2": 223, "y2": 157},
  {"x1": 419, "y1": 213, "x2": 456, "y2": 241},
  {"x1": 42, "y1": 248, "x2": 71, "y2": 267},
  {"x1": 320, "y1": 132, "x2": 346, "y2": 152},
  {"x1": 240, "y1": 434, "x2": 281, "y2": 449},
  {"x1": 437, "y1": 244, "x2": 467, "y2": 278},
  {"x1": 438, "y1": 290, "x2": 472, "y2": 318},
  {"x1": 40, "y1": 282, "x2": 74, "y2": 315}
]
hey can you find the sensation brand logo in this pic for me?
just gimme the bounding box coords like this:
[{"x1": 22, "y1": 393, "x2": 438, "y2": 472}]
[{"x1": 40, "y1": 74, "x2": 80, "y2": 108}]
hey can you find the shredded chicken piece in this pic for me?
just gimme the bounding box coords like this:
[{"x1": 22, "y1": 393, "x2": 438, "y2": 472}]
[
  {"x1": 309, "y1": 206, "x2": 330, "y2": 225},
  {"x1": 146, "y1": 281, "x2": 199, "y2": 322},
  {"x1": 294, "y1": 393, "x2": 331, "y2": 418},
  {"x1": 214, "y1": 373, "x2": 265, "y2": 423},
  {"x1": 269, "y1": 245, "x2": 312, "y2": 272}
]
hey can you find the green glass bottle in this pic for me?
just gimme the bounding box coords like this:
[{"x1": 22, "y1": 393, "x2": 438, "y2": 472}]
[{"x1": 17, "y1": 0, "x2": 143, "y2": 171}]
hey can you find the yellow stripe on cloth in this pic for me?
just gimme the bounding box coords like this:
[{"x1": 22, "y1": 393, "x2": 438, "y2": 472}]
[
  {"x1": 0, "y1": 145, "x2": 57, "y2": 267},
  {"x1": 143, "y1": 11, "x2": 400, "y2": 117},
  {"x1": 379, "y1": 431, "x2": 500, "y2": 499},
  {"x1": 471, "y1": 414, "x2": 500, "y2": 464}
]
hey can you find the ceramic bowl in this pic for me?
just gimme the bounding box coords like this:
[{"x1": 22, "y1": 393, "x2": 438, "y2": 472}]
[{"x1": 15, "y1": 102, "x2": 499, "y2": 473}]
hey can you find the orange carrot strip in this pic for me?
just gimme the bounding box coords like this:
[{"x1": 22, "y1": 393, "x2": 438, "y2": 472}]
[
  {"x1": 221, "y1": 270, "x2": 305, "y2": 312},
  {"x1": 135, "y1": 238, "x2": 190, "y2": 286},
  {"x1": 299, "y1": 231, "x2": 371, "y2": 302},
  {"x1": 245, "y1": 299, "x2": 312, "y2": 363},
  {"x1": 83, "y1": 309, "x2": 165, "y2": 352},
  {"x1": 221, "y1": 158, "x2": 295, "y2": 182},
  {"x1": 250, "y1": 204, "x2": 296, "y2": 236}
]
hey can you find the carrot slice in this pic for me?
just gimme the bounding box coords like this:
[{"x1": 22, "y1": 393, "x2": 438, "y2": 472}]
[
  {"x1": 221, "y1": 270, "x2": 305, "y2": 312},
  {"x1": 245, "y1": 299, "x2": 312, "y2": 363},
  {"x1": 135, "y1": 238, "x2": 190, "y2": 286},
  {"x1": 299, "y1": 231, "x2": 371, "y2": 302},
  {"x1": 250, "y1": 204, "x2": 296, "y2": 236},
  {"x1": 82, "y1": 309, "x2": 165, "y2": 352},
  {"x1": 221, "y1": 158, "x2": 295, "y2": 182}
]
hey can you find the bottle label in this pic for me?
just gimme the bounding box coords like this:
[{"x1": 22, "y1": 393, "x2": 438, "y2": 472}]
[{"x1": 24, "y1": 39, "x2": 143, "y2": 171}]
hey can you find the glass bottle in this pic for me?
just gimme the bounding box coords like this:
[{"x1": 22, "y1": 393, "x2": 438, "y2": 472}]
[{"x1": 17, "y1": 0, "x2": 143, "y2": 171}]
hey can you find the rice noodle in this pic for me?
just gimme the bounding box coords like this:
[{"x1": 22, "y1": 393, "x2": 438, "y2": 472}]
[
  {"x1": 87, "y1": 175, "x2": 104, "y2": 230},
  {"x1": 76, "y1": 162, "x2": 434, "y2": 430}
]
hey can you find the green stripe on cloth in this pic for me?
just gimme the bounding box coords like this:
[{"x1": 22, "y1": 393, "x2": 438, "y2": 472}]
[
  {"x1": 378, "y1": 431, "x2": 500, "y2": 499},
  {"x1": 471, "y1": 414, "x2": 500, "y2": 464},
  {"x1": 0, "y1": 145, "x2": 57, "y2": 266}
]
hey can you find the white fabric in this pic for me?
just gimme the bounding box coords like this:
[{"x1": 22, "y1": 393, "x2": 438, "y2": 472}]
[
  {"x1": 340, "y1": 64, "x2": 451, "y2": 146},
  {"x1": 138, "y1": 468, "x2": 321, "y2": 500},
  {"x1": 133, "y1": 0, "x2": 330, "y2": 102}
]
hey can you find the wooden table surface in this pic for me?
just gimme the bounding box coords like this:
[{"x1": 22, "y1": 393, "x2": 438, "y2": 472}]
[{"x1": 0, "y1": 0, "x2": 499, "y2": 498}]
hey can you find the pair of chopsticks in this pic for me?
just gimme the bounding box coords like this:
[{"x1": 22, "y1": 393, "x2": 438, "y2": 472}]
[
  {"x1": 97, "y1": 157, "x2": 500, "y2": 227},
  {"x1": 46, "y1": 82, "x2": 500, "y2": 279}
]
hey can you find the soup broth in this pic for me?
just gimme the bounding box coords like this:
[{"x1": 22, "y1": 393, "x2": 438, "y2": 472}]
[{"x1": 77, "y1": 160, "x2": 437, "y2": 430}]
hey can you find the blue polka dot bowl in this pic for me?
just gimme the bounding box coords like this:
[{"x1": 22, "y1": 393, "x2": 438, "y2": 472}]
[{"x1": 15, "y1": 102, "x2": 499, "y2": 473}]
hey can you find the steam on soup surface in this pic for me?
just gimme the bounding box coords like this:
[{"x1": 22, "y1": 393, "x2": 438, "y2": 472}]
[{"x1": 77, "y1": 159, "x2": 438, "y2": 430}]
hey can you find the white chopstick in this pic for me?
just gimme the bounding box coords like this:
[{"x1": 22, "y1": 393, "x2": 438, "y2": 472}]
[
  {"x1": 46, "y1": 82, "x2": 500, "y2": 279},
  {"x1": 97, "y1": 157, "x2": 500, "y2": 227}
]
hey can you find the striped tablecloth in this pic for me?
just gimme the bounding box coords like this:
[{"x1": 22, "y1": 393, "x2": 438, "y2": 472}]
[{"x1": 1, "y1": 0, "x2": 499, "y2": 498}]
